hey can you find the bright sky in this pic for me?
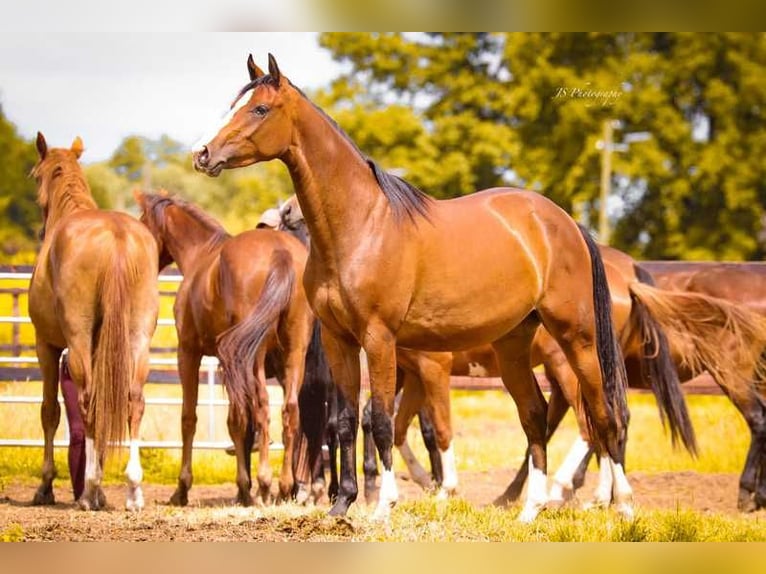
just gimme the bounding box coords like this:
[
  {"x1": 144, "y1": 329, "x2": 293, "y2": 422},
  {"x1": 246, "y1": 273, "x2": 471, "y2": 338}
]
[{"x1": 0, "y1": 33, "x2": 341, "y2": 162}]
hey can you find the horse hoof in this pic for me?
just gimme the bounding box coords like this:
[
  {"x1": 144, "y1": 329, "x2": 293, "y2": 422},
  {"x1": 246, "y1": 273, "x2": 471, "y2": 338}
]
[
  {"x1": 236, "y1": 492, "x2": 255, "y2": 507},
  {"x1": 32, "y1": 488, "x2": 55, "y2": 506},
  {"x1": 517, "y1": 504, "x2": 543, "y2": 524},
  {"x1": 169, "y1": 490, "x2": 188, "y2": 507},
  {"x1": 329, "y1": 497, "x2": 353, "y2": 517},
  {"x1": 372, "y1": 500, "x2": 395, "y2": 522},
  {"x1": 615, "y1": 502, "x2": 635, "y2": 521}
]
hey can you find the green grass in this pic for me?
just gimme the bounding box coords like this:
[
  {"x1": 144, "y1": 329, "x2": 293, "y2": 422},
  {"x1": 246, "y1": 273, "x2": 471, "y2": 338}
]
[{"x1": 350, "y1": 498, "x2": 766, "y2": 541}]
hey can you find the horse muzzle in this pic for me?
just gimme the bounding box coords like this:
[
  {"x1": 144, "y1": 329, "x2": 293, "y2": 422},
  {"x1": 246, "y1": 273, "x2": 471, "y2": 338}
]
[{"x1": 192, "y1": 146, "x2": 225, "y2": 177}]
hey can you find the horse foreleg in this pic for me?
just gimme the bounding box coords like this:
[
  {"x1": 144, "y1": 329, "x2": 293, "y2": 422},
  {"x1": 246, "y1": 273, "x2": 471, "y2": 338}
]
[
  {"x1": 33, "y1": 341, "x2": 62, "y2": 506},
  {"x1": 326, "y1": 381, "x2": 340, "y2": 504},
  {"x1": 362, "y1": 326, "x2": 400, "y2": 521},
  {"x1": 361, "y1": 397, "x2": 379, "y2": 502},
  {"x1": 322, "y1": 329, "x2": 361, "y2": 517}
]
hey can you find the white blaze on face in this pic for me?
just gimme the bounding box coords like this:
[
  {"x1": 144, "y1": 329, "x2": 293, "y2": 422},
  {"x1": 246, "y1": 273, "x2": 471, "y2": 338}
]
[
  {"x1": 191, "y1": 88, "x2": 255, "y2": 153},
  {"x1": 467, "y1": 362, "x2": 489, "y2": 377}
]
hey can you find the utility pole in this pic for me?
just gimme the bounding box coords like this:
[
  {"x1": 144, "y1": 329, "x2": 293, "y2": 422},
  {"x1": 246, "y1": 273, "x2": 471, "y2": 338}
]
[{"x1": 599, "y1": 119, "x2": 613, "y2": 244}]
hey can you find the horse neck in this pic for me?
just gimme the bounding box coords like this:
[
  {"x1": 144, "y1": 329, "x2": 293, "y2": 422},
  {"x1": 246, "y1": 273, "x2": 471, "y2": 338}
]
[
  {"x1": 161, "y1": 206, "x2": 225, "y2": 274},
  {"x1": 45, "y1": 176, "x2": 98, "y2": 231},
  {"x1": 281, "y1": 96, "x2": 390, "y2": 265}
]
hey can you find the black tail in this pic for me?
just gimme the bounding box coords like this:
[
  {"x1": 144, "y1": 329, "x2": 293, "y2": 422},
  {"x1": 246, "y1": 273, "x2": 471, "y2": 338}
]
[
  {"x1": 217, "y1": 250, "x2": 295, "y2": 426},
  {"x1": 577, "y1": 226, "x2": 630, "y2": 445},
  {"x1": 630, "y1": 264, "x2": 698, "y2": 456}
]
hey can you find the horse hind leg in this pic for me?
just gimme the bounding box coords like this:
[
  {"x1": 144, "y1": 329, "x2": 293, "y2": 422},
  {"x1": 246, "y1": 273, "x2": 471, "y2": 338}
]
[
  {"x1": 32, "y1": 341, "x2": 62, "y2": 506},
  {"x1": 393, "y1": 372, "x2": 433, "y2": 492},
  {"x1": 539, "y1": 269, "x2": 633, "y2": 518},
  {"x1": 492, "y1": 318, "x2": 549, "y2": 523},
  {"x1": 125, "y1": 337, "x2": 151, "y2": 512}
]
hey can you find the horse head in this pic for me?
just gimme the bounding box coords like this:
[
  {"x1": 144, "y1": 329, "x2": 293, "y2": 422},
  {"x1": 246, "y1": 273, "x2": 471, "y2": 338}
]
[{"x1": 193, "y1": 54, "x2": 295, "y2": 176}]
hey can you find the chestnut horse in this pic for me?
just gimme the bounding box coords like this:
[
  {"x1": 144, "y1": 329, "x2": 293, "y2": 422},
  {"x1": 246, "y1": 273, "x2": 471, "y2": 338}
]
[
  {"x1": 654, "y1": 266, "x2": 766, "y2": 511},
  {"x1": 29, "y1": 133, "x2": 159, "y2": 511},
  {"x1": 135, "y1": 191, "x2": 314, "y2": 505},
  {"x1": 193, "y1": 54, "x2": 632, "y2": 523}
]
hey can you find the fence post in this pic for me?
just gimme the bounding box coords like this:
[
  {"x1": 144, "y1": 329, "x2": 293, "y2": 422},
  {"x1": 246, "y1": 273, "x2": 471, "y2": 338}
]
[{"x1": 11, "y1": 291, "x2": 20, "y2": 357}]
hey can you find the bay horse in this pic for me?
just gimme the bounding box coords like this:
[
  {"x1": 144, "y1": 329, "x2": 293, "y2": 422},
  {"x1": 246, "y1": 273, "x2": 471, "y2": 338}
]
[
  {"x1": 135, "y1": 191, "x2": 314, "y2": 505},
  {"x1": 276, "y1": 196, "x2": 456, "y2": 503},
  {"x1": 653, "y1": 266, "x2": 766, "y2": 512},
  {"x1": 358, "y1": 244, "x2": 696, "y2": 507},
  {"x1": 29, "y1": 133, "x2": 159, "y2": 511},
  {"x1": 193, "y1": 54, "x2": 632, "y2": 523}
]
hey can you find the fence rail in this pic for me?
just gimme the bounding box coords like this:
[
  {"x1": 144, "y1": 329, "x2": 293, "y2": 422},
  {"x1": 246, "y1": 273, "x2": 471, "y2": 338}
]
[{"x1": 2, "y1": 262, "x2": 757, "y2": 450}]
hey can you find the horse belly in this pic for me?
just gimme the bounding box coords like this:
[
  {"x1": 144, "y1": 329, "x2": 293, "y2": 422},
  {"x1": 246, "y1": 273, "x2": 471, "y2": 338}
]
[{"x1": 395, "y1": 294, "x2": 536, "y2": 352}]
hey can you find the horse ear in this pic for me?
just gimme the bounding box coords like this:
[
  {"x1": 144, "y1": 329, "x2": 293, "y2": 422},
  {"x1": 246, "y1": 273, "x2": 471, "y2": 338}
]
[
  {"x1": 71, "y1": 136, "x2": 84, "y2": 158},
  {"x1": 132, "y1": 188, "x2": 144, "y2": 205},
  {"x1": 247, "y1": 54, "x2": 265, "y2": 81},
  {"x1": 36, "y1": 132, "x2": 47, "y2": 159},
  {"x1": 267, "y1": 53, "x2": 281, "y2": 84}
]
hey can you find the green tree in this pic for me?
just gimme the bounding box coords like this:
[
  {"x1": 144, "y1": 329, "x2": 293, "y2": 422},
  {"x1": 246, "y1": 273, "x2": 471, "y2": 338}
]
[
  {"x1": 319, "y1": 33, "x2": 766, "y2": 260},
  {"x1": 0, "y1": 104, "x2": 38, "y2": 258},
  {"x1": 109, "y1": 135, "x2": 147, "y2": 182}
]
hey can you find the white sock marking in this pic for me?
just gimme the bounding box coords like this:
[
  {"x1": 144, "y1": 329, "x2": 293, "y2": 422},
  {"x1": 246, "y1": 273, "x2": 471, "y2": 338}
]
[
  {"x1": 373, "y1": 468, "x2": 398, "y2": 521},
  {"x1": 550, "y1": 436, "x2": 591, "y2": 501},
  {"x1": 593, "y1": 455, "x2": 613, "y2": 505},
  {"x1": 518, "y1": 455, "x2": 547, "y2": 523}
]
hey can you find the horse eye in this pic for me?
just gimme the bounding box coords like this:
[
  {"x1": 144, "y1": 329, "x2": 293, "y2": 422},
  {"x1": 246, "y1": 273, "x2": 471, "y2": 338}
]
[{"x1": 253, "y1": 105, "x2": 269, "y2": 117}]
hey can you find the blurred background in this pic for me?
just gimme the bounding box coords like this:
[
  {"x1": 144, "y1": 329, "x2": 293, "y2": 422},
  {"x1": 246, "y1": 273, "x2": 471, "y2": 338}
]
[{"x1": 1, "y1": 32, "x2": 765, "y2": 263}]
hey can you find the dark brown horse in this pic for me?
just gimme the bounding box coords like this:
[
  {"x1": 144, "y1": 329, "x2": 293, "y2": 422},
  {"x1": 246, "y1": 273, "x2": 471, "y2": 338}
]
[
  {"x1": 135, "y1": 191, "x2": 314, "y2": 505},
  {"x1": 29, "y1": 133, "x2": 159, "y2": 511},
  {"x1": 193, "y1": 54, "x2": 632, "y2": 523},
  {"x1": 497, "y1": 250, "x2": 766, "y2": 507},
  {"x1": 654, "y1": 266, "x2": 766, "y2": 511}
]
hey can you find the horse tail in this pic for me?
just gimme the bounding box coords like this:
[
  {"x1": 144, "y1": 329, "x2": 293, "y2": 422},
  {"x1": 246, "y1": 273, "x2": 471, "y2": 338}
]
[
  {"x1": 90, "y1": 253, "x2": 134, "y2": 459},
  {"x1": 627, "y1": 281, "x2": 766, "y2": 408},
  {"x1": 217, "y1": 249, "x2": 296, "y2": 427},
  {"x1": 629, "y1": 264, "x2": 697, "y2": 456},
  {"x1": 577, "y1": 225, "x2": 630, "y2": 443}
]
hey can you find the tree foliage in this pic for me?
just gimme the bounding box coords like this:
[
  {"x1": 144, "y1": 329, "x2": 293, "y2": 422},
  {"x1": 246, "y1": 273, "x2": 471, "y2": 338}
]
[
  {"x1": 0, "y1": 105, "x2": 38, "y2": 258},
  {"x1": 319, "y1": 33, "x2": 766, "y2": 260}
]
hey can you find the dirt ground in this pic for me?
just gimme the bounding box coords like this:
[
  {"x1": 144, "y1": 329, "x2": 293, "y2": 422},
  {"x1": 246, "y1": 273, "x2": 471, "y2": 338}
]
[{"x1": 0, "y1": 469, "x2": 750, "y2": 541}]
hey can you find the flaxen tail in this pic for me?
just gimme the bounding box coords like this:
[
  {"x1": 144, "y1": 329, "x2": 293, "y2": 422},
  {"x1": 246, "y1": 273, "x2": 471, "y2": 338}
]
[
  {"x1": 628, "y1": 281, "x2": 766, "y2": 406},
  {"x1": 629, "y1": 264, "x2": 697, "y2": 455},
  {"x1": 577, "y1": 225, "x2": 630, "y2": 450},
  {"x1": 217, "y1": 250, "x2": 296, "y2": 426},
  {"x1": 90, "y1": 253, "x2": 134, "y2": 458}
]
